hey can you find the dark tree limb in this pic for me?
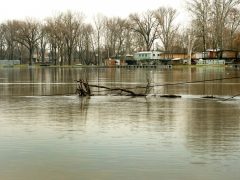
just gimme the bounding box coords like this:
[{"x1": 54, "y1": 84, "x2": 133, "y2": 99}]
[
  {"x1": 75, "y1": 79, "x2": 147, "y2": 97},
  {"x1": 76, "y1": 79, "x2": 92, "y2": 96}
]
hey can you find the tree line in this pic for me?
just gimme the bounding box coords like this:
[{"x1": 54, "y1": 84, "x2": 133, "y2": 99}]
[{"x1": 0, "y1": 0, "x2": 240, "y2": 65}]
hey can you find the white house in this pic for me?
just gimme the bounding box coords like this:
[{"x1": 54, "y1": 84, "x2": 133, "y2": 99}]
[{"x1": 133, "y1": 51, "x2": 162, "y2": 61}]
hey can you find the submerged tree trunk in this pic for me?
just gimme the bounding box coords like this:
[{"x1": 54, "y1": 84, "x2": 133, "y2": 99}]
[
  {"x1": 76, "y1": 79, "x2": 147, "y2": 97},
  {"x1": 76, "y1": 79, "x2": 92, "y2": 96}
]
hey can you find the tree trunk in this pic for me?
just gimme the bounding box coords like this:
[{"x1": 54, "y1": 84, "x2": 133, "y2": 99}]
[
  {"x1": 29, "y1": 47, "x2": 33, "y2": 65},
  {"x1": 68, "y1": 48, "x2": 72, "y2": 65}
]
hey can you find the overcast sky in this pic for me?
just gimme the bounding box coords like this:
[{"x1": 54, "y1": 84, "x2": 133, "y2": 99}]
[{"x1": 0, "y1": 0, "x2": 190, "y2": 24}]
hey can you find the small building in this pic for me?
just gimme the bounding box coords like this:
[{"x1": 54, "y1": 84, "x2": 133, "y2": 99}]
[
  {"x1": 134, "y1": 51, "x2": 162, "y2": 61},
  {"x1": 105, "y1": 58, "x2": 117, "y2": 66},
  {"x1": 159, "y1": 52, "x2": 188, "y2": 65},
  {"x1": 134, "y1": 51, "x2": 163, "y2": 64},
  {"x1": 192, "y1": 50, "x2": 219, "y2": 59},
  {"x1": 105, "y1": 58, "x2": 126, "y2": 66},
  {"x1": 192, "y1": 52, "x2": 203, "y2": 59},
  {"x1": 219, "y1": 50, "x2": 237, "y2": 59},
  {"x1": 171, "y1": 58, "x2": 183, "y2": 65},
  {"x1": 192, "y1": 49, "x2": 237, "y2": 65},
  {"x1": 217, "y1": 50, "x2": 237, "y2": 64},
  {"x1": 133, "y1": 51, "x2": 168, "y2": 64},
  {"x1": 196, "y1": 59, "x2": 225, "y2": 65},
  {"x1": 160, "y1": 52, "x2": 188, "y2": 60},
  {"x1": 125, "y1": 55, "x2": 137, "y2": 65}
]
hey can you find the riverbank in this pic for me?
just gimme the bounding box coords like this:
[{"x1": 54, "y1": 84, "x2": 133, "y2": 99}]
[{"x1": 0, "y1": 63, "x2": 227, "y2": 68}]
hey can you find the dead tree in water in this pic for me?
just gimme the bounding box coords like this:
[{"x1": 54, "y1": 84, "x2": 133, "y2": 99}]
[
  {"x1": 75, "y1": 79, "x2": 147, "y2": 97},
  {"x1": 75, "y1": 76, "x2": 240, "y2": 98},
  {"x1": 75, "y1": 79, "x2": 92, "y2": 96}
]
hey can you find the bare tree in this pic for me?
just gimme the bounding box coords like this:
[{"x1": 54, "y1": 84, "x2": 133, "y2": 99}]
[
  {"x1": 75, "y1": 22, "x2": 97, "y2": 65},
  {"x1": 38, "y1": 24, "x2": 48, "y2": 63},
  {"x1": 45, "y1": 19, "x2": 59, "y2": 65},
  {"x1": 226, "y1": 7, "x2": 240, "y2": 49},
  {"x1": 61, "y1": 11, "x2": 84, "y2": 65},
  {"x1": 14, "y1": 18, "x2": 41, "y2": 65},
  {"x1": 93, "y1": 14, "x2": 105, "y2": 65},
  {"x1": 103, "y1": 17, "x2": 129, "y2": 59},
  {"x1": 123, "y1": 21, "x2": 136, "y2": 54},
  {"x1": 187, "y1": 0, "x2": 211, "y2": 51},
  {"x1": 114, "y1": 18, "x2": 129, "y2": 57},
  {"x1": 0, "y1": 24, "x2": 6, "y2": 59},
  {"x1": 78, "y1": 24, "x2": 94, "y2": 65},
  {"x1": 1, "y1": 20, "x2": 21, "y2": 60},
  {"x1": 129, "y1": 10, "x2": 159, "y2": 51},
  {"x1": 45, "y1": 15, "x2": 66, "y2": 65},
  {"x1": 155, "y1": 7, "x2": 179, "y2": 52},
  {"x1": 233, "y1": 31, "x2": 240, "y2": 50},
  {"x1": 211, "y1": 0, "x2": 240, "y2": 50},
  {"x1": 186, "y1": 28, "x2": 197, "y2": 64}
]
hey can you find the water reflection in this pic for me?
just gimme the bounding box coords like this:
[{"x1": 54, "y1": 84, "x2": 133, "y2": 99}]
[
  {"x1": 1, "y1": 66, "x2": 240, "y2": 96},
  {"x1": 185, "y1": 99, "x2": 240, "y2": 156},
  {"x1": 1, "y1": 66, "x2": 240, "y2": 179}
]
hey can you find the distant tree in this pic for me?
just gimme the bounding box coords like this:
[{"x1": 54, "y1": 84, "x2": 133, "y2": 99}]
[
  {"x1": 39, "y1": 24, "x2": 48, "y2": 63},
  {"x1": 45, "y1": 15, "x2": 66, "y2": 65},
  {"x1": 14, "y1": 18, "x2": 41, "y2": 65},
  {"x1": 61, "y1": 11, "x2": 84, "y2": 65},
  {"x1": 226, "y1": 7, "x2": 240, "y2": 49},
  {"x1": 0, "y1": 24, "x2": 6, "y2": 59},
  {"x1": 1, "y1": 20, "x2": 20, "y2": 60},
  {"x1": 233, "y1": 31, "x2": 240, "y2": 51},
  {"x1": 155, "y1": 7, "x2": 179, "y2": 52},
  {"x1": 171, "y1": 29, "x2": 188, "y2": 53},
  {"x1": 76, "y1": 24, "x2": 95, "y2": 65},
  {"x1": 93, "y1": 14, "x2": 105, "y2": 65},
  {"x1": 103, "y1": 17, "x2": 128, "y2": 58},
  {"x1": 187, "y1": 0, "x2": 211, "y2": 51},
  {"x1": 129, "y1": 10, "x2": 159, "y2": 51},
  {"x1": 186, "y1": 0, "x2": 240, "y2": 51},
  {"x1": 45, "y1": 18, "x2": 59, "y2": 65},
  {"x1": 186, "y1": 28, "x2": 197, "y2": 63},
  {"x1": 212, "y1": 0, "x2": 240, "y2": 50},
  {"x1": 114, "y1": 18, "x2": 129, "y2": 57},
  {"x1": 123, "y1": 21, "x2": 136, "y2": 54}
]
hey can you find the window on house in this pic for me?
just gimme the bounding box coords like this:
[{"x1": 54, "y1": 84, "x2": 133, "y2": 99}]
[{"x1": 153, "y1": 54, "x2": 155, "y2": 56}]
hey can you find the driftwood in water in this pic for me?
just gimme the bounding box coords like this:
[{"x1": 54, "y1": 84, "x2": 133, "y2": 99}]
[
  {"x1": 202, "y1": 95, "x2": 216, "y2": 99},
  {"x1": 89, "y1": 84, "x2": 146, "y2": 96},
  {"x1": 76, "y1": 79, "x2": 146, "y2": 97},
  {"x1": 160, "y1": 94, "x2": 181, "y2": 98},
  {"x1": 75, "y1": 79, "x2": 92, "y2": 96},
  {"x1": 222, "y1": 93, "x2": 240, "y2": 101},
  {"x1": 76, "y1": 76, "x2": 240, "y2": 98}
]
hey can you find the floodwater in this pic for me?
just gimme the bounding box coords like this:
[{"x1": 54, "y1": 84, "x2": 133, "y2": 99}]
[{"x1": 0, "y1": 66, "x2": 240, "y2": 180}]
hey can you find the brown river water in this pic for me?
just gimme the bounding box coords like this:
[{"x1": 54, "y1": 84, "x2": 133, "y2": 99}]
[{"x1": 0, "y1": 66, "x2": 240, "y2": 180}]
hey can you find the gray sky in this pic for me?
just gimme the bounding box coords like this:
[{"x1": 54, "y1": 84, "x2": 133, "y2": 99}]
[{"x1": 0, "y1": 0, "x2": 190, "y2": 23}]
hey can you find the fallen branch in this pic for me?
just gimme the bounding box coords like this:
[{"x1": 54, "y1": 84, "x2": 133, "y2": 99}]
[
  {"x1": 89, "y1": 84, "x2": 146, "y2": 96},
  {"x1": 222, "y1": 94, "x2": 240, "y2": 101},
  {"x1": 160, "y1": 94, "x2": 181, "y2": 98},
  {"x1": 136, "y1": 76, "x2": 240, "y2": 89},
  {"x1": 75, "y1": 79, "x2": 147, "y2": 96},
  {"x1": 76, "y1": 76, "x2": 240, "y2": 98}
]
